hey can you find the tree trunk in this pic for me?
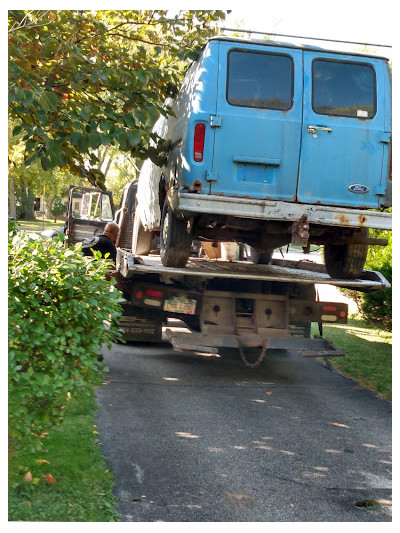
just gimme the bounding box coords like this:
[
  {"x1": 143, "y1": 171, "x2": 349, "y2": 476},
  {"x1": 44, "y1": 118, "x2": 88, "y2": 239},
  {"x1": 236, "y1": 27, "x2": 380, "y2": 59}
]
[
  {"x1": 8, "y1": 175, "x2": 17, "y2": 219},
  {"x1": 45, "y1": 198, "x2": 53, "y2": 219}
]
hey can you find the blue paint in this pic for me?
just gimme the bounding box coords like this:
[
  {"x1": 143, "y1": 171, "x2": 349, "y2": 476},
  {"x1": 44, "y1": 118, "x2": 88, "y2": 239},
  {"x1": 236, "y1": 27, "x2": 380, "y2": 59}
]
[{"x1": 165, "y1": 37, "x2": 391, "y2": 209}]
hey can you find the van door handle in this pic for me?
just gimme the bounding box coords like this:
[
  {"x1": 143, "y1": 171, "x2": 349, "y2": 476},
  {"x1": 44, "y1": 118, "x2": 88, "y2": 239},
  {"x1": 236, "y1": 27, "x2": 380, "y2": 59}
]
[{"x1": 308, "y1": 125, "x2": 332, "y2": 135}]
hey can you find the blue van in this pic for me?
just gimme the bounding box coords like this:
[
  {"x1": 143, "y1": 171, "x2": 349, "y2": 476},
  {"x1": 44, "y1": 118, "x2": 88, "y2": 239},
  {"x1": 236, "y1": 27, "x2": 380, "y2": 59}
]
[{"x1": 133, "y1": 36, "x2": 392, "y2": 278}]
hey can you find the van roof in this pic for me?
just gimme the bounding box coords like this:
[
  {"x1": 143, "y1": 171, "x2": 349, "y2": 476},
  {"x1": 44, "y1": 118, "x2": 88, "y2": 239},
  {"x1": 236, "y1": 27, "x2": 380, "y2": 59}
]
[{"x1": 209, "y1": 35, "x2": 389, "y2": 61}]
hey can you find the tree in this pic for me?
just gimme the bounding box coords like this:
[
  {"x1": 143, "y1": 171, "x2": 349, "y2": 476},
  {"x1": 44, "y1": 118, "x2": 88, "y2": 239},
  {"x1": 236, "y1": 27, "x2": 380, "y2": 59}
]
[
  {"x1": 8, "y1": 10, "x2": 226, "y2": 189},
  {"x1": 50, "y1": 196, "x2": 67, "y2": 222},
  {"x1": 9, "y1": 118, "x2": 86, "y2": 219}
]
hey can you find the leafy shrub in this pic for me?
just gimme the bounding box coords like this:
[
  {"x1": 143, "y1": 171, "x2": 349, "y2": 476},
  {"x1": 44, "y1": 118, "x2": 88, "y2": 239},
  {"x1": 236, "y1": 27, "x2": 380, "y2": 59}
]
[
  {"x1": 359, "y1": 229, "x2": 392, "y2": 330},
  {"x1": 8, "y1": 216, "x2": 17, "y2": 235},
  {"x1": 8, "y1": 231, "x2": 124, "y2": 454}
]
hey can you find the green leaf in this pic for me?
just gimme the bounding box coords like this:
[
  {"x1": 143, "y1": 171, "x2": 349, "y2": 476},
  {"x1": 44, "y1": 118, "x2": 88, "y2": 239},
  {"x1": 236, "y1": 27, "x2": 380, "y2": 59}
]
[
  {"x1": 46, "y1": 140, "x2": 66, "y2": 167},
  {"x1": 24, "y1": 151, "x2": 39, "y2": 166},
  {"x1": 89, "y1": 133, "x2": 102, "y2": 150},
  {"x1": 77, "y1": 135, "x2": 90, "y2": 153},
  {"x1": 12, "y1": 125, "x2": 23, "y2": 136},
  {"x1": 38, "y1": 91, "x2": 58, "y2": 112},
  {"x1": 132, "y1": 109, "x2": 148, "y2": 125},
  {"x1": 123, "y1": 115, "x2": 136, "y2": 129},
  {"x1": 78, "y1": 108, "x2": 90, "y2": 122},
  {"x1": 98, "y1": 67, "x2": 111, "y2": 81},
  {"x1": 136, "y1": 70, "x2": 148, "y2": 84},
  {"x1": 21, "y1": 90, "x2": 34, "y2": 108},
  {"x1": 127, "y1": 130, "x2": 142, "y2": 147},
  {"x1": 101, "y1": 120, "x2": 113, "y2": 133},
  {"x1": 116, "y1": 131, "x2": 127, "y2": 150},
  {"x1": 41, "y1": 156, "x2": 51, "y2": 171},
  {"x1": 70, "y1": 132, "x2": 81, "y2": 146}
]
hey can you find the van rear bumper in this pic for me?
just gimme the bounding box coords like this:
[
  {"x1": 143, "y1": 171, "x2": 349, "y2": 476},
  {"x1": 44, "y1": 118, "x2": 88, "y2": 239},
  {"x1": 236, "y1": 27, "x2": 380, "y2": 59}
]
[{"x1": 176, "y1": 193, "x2": 392, "y2": 230}]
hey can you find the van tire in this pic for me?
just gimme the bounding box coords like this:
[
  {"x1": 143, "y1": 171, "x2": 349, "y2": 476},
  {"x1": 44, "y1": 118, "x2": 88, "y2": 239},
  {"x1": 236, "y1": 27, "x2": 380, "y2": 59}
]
[
  {"x1": 249, "y1": 247, "x2": 273, "y2": 264},
  {"x1": 160, "y1": 201, "x2": 192, "y2": 267},
  {"x1": 132, "y1": 211, "x2": 153, "y2": 255},
  {"x1": 324, "y1": 228, "x2": 369, "y2": 279}
]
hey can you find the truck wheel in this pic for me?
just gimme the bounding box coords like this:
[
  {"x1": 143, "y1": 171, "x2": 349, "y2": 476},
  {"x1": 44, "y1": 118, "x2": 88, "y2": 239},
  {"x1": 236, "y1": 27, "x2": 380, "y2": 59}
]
[
  {"x1": 160, "y1": 201, "x2": 192, "y2": 267},
  {"x1": 249, "y1": 247, "x2": 273, "y2": 264},
  {"x1": 324, "y1": 228, "x2": 369, "y2": 279},
  {"x1": 132, "y1": 211, "x2": 153, "y2": 255}
]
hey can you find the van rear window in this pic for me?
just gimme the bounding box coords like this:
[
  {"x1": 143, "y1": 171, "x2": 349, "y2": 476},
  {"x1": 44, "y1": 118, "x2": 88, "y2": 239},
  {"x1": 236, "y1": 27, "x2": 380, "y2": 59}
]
[
  {"x1": 312, "y1": 60, "x2": 376, "y2": 118},
  {"x1": 227, "y1": 50, "x2": 293, "y2": 110}
]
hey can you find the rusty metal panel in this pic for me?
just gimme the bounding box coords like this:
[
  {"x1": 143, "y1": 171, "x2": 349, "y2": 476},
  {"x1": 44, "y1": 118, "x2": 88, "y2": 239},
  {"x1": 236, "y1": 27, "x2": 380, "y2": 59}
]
[
  {"x1": 201, "y1": 293, "x2": 235, "y2": 334},
  {"x1": 177, "y1": 192, "x2": 392, "y2": 230},
  {"x1": 255, "y1": 297, "x2": 288, "y2": 331},
  {"x1": 165, "y1": 329, "x2": 345, "y2": 357}
]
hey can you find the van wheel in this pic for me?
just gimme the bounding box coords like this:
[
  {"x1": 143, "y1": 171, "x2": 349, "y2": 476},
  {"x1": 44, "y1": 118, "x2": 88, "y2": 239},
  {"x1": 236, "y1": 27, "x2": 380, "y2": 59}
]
[
  {"x1": 324, "y1": 228, "x2": 369, "y2": 279},
  {"x1": 160, "y1": 201, "x2": 192, "y2": 267},
  {"x1": 249, "y1": 247, "x2": 273, "y2": 264},
  {"x1": 132, "y1": 211, "x2": 153, "y2": 255}
]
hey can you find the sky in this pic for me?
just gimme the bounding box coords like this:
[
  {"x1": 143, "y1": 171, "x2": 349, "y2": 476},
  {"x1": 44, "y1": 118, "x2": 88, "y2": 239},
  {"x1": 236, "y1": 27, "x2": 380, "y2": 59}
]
[{"x1": 224, "y1": 0, "x2": 393, "y2": 59}]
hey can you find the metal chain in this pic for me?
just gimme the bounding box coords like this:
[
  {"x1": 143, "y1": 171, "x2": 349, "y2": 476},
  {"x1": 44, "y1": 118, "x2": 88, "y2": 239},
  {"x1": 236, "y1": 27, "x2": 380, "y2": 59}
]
[{"x1": 238, "y1": 342, "x2": 268, "y2": 368}]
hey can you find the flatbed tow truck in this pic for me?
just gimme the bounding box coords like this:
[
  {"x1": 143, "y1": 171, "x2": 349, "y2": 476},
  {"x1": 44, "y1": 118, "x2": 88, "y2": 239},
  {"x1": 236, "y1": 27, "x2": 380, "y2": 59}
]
[
  {"x1": 115, "y1": 249, "x2": 389, "y2": 367},
  {"x1": 64, "y1": 185, "x2": 390, "y2": 368}
]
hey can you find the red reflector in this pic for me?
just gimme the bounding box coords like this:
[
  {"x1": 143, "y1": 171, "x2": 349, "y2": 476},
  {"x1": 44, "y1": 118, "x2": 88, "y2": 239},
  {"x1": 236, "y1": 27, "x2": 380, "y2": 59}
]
[
  {"x1": 136, "y1": 291, "x2": 144, "y2": 299},
  {"x1": 145, "y1": 289, "x2": 163, "y2": 298},
  {"x1": 322, "y1": 305, "x2": 337, "y2": 312},
  {"x1": 339, "y1": 310, "x2": 346, "y2": 318},
  {"x1": 193, "y1": 124, "x2": 206, "y2": 162}
]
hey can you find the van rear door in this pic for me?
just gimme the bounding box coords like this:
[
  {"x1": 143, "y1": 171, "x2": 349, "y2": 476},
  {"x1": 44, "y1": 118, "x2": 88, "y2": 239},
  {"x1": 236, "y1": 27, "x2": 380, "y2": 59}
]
[
  {"x1": 211, "y1": 41, "x2": 303, "y2": 201},
  {"x1": 297, "y1": 52, "x2": 387, "y2": 208},
  {"x1": 65, "y1": 186, "x2": 115, "y2": 246}
]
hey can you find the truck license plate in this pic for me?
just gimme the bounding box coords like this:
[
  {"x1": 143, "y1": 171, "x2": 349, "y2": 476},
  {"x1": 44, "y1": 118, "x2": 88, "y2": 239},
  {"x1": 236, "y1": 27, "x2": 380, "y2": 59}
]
[{"x1": 164, "y1": 297, "x2": 197, "y2": 314}]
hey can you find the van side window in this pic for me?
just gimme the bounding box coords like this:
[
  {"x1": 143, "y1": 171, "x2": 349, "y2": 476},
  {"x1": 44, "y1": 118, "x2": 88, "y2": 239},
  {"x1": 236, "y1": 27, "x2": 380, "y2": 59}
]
[
  {"x1": 312, "y1": 60, "x2": 376, "y2": 119},
  {"x1": 227, "y1": 50, "x2": 293, "y2": 110}
]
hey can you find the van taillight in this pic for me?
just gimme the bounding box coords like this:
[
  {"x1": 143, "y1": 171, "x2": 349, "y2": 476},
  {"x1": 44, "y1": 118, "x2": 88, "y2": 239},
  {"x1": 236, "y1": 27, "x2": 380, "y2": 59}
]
[{"x1": 193, "y1": 124, "x2": 206, "y2": 162}]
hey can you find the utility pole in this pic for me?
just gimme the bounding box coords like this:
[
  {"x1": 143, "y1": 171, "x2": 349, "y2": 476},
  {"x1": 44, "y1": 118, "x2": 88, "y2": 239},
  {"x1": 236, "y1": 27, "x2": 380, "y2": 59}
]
[{"x1": 42, "y1": 185, "x2": 45, "y2": 230}]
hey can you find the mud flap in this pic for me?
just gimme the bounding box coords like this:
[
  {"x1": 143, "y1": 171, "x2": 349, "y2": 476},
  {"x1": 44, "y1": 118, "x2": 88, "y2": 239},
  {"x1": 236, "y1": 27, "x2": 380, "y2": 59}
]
[{"x1": 119, "y1": 304, "x2": 162, "y2": 342}]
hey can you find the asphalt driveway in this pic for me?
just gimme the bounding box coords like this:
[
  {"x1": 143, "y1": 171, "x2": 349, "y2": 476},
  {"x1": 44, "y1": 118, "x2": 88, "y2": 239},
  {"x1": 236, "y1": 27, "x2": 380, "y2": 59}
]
[{"x1": 95, "y1": 332, "x2": 392, "y2": 522}]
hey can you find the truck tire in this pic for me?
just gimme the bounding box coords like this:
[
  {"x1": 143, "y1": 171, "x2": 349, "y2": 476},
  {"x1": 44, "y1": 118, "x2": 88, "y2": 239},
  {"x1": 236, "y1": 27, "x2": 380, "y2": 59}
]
[
  {"x1": 324, "y1": 228, "x2": 369, "y2": 279},
  {"x1": 132, "y1": 211, "x2": 153, "y2": 255},
  {"x1": 160, "y1": 201, "x2": 192, "y2": 267},
  {"x1": 249, "y1": 247, "x2": 273, "y2": 264}
]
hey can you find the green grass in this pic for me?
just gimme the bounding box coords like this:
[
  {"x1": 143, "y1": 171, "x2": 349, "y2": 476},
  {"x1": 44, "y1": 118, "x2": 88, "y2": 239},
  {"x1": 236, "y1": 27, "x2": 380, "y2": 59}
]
[
  {"x1": 8, "y1": 393, "x2": 119, "y2": 522},
  {"x1": 17, "y1": 218, "x2": 64, "y2": 233},
  {"x1": 312, "y1": 317, "x2": 392, "y2": 401}
]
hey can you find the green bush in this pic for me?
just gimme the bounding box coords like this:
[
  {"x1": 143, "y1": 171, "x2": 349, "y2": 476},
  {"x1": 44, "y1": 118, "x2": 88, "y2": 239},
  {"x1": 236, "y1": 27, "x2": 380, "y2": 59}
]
[
  {"x1": 359, "y1": 229, "x2": 392, "y2": 330},
  {"x1": 8, "y1": 231, "x2": 124, "y2": 455},
  {"x1": 8, "y1": 216, "x2": 17, "y2": 235}
]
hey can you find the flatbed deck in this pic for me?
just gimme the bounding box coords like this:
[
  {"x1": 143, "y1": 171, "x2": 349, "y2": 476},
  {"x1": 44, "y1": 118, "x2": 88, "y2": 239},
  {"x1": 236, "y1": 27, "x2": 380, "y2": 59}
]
[{"x1": 117, "y1": 250, "x2": 389, "y2": 292}]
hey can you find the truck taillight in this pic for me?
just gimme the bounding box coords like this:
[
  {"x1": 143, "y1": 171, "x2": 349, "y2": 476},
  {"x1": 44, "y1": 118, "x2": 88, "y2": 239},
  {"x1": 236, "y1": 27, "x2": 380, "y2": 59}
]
[
  {"x1": 146, "y1": 289, "x2": 163, "y2": 298},
  {"x1": 193, "y1": 124, "x2": 206, "y2": 162}
]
